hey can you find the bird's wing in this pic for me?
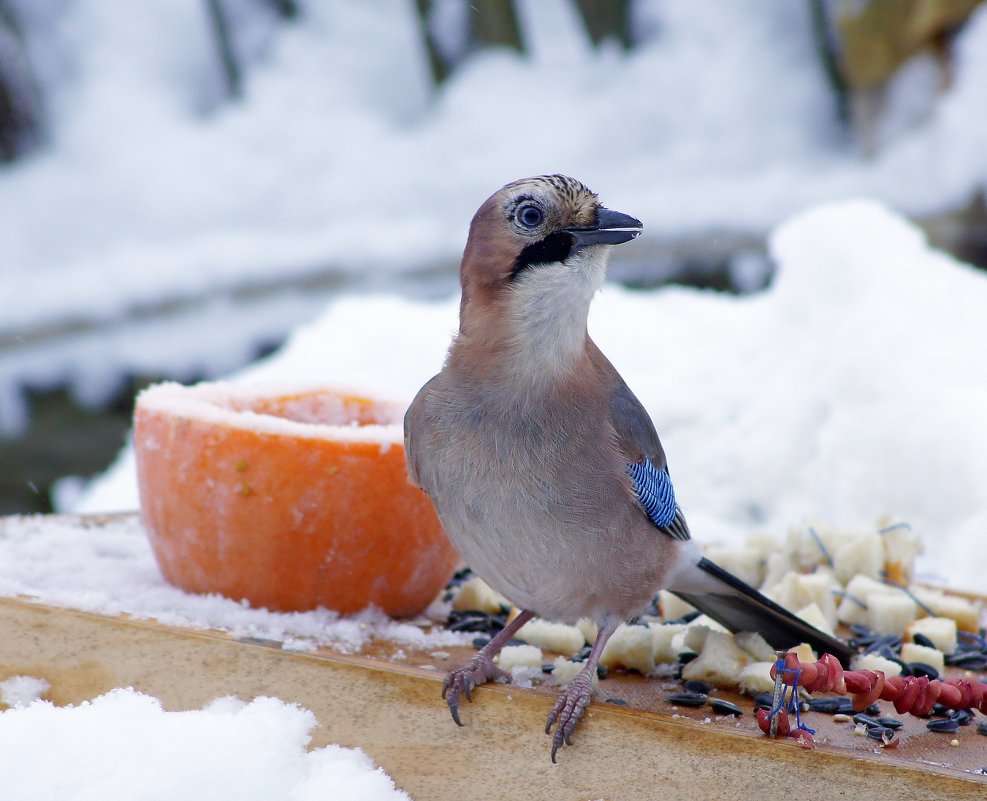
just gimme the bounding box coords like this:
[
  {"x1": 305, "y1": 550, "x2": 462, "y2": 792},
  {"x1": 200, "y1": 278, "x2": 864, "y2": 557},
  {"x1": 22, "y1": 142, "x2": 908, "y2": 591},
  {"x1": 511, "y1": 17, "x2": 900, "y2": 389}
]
[
  {"x1": 624, "y1": 457, "x2": 692, "y2": 541},
  {"x1": 595, "y1": 353, "x2": 851, "y2": 660},
  {"x1": 608, "y1": 374, "x2": 691, "y2": 541},
  {"x1": 403, "y1": 374, "x2": 441, "y2": 491}
]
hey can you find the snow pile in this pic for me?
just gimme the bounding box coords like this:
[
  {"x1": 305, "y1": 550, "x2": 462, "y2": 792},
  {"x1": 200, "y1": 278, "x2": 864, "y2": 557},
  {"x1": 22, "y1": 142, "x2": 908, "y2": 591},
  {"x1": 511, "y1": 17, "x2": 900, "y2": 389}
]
[
  {"x1": 3, "y1": 0, "x2": 987, "y2": 340},
  {"x1": 77, "y1": 200, "x2": 987, "y2": 593},
  {"x1": 0, "y1": 690, "x2": 410, "y2": 801},
  {"x1": 0, "y1": 675, "x2": 50, "y2": 708},
  {"x1": 0, "y1": 515, "x2": 470, "y2": 653}
]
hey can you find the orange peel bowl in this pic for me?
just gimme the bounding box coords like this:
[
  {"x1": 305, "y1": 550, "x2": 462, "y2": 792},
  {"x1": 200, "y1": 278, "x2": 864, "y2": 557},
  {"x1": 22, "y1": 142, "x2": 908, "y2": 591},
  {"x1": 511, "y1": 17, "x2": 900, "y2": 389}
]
[{"x1": 134, "y1": 382, "x2": 458, "y2": 617}]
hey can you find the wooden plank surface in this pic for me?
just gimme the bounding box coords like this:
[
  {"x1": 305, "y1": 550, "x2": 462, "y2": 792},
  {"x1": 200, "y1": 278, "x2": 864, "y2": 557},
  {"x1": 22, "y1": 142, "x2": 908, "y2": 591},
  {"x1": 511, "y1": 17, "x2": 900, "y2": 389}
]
[{"x1": 1, "y1": 595, "x2": 984, "y2": 801}]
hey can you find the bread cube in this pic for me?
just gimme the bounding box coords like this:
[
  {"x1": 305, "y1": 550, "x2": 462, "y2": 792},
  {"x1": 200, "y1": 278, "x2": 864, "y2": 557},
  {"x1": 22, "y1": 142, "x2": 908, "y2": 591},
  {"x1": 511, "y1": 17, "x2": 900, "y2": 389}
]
[
  {"x1": 832, "y1": 532, "x2": 883, "y2": 583},
  {"x1": 704, "y1": 545, "x2": 764, "y2": 587},
  {"x1": 737, "y1": 661, "x2": 812, "y2": 698},
  {"x1": 850, "y1": 652, "x2": 903, "y2": 676},
  {"x1": 879, "y1": 521, "x2": 923, "y2": 584},
  {"x1": 735, "y1": 631, "x2": 776, "y2": 662},
  {"x1": 650, "y1": 623, "x2": 687, "y2": 664},
  {"x1": 551, "y1": 656, "x2": 597, "y2": 687},
  {"x1": 766, "y1": 571, "x2": 838, "y2": 629},
  {"x1": 796, "y1": 602, "x2": 835, "y2": 637},
  {"x1": 738, "y1": 661, "x2": 776, "y2": 695},
  {"x1": 900, "y1": 642, "x2": 945, "y2": 675},
  {"x1": 836, "y1": 574, "x2": 895, "y2": 626},
  {"x1": 866, "y1": 592, "x2": 918, "y2": 636},
  {"x1": 576, "y1": 617, "x2": 598, "y2": 645},
  {"x1": 681, "y1": 631, "x2": 750, "y2": 690},
  {"x1": 906, "y1": 616, "x2": 957, "y2": 655},
  {"x1": 659, "y1": 590, "x2": 696, "y2": 622},
  {"x1": 671, "y1": 615, "x2": 730, "y2": 658},
  {"x1": 600, "y1": 624, "x2": 656, "y2": 674},
  {"x1": 452, "y1": 576, "x2": 510, "y2": 614},
  {"x1": 681, "y1": 617, "x2": 729, "y2": 653},
  {"x1": 911, "y1": 589, "x2": 981, "y2": 633},
  {"x1": 788, "y1": 642, "x2": 817, "y2": 664},
  {"x1": 495, "y1": 644, "x2": 543, "y2": 671},
  {"x1": 516, "y1": 619, "x2": 585, "y2": 656},
  {"x1": 786, "y1": 522, "x2": 853, "y2": 572},
  {"x1": 761, "y1": 550, "x2": 797, "y2": 591},
  {"x1": 745, "y1": 531, "x2": 781, "y2": 561}
]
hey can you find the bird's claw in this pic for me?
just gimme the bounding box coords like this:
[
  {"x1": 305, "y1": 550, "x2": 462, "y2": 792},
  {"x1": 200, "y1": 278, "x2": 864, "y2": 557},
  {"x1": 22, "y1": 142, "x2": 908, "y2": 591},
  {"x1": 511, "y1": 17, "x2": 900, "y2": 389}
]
[
  {"x1": 442, "y1": 654, "x2": 510, "y2": 726},
  {"x1": 545, "y1": 673, "x2": 594, "y2": 763}
]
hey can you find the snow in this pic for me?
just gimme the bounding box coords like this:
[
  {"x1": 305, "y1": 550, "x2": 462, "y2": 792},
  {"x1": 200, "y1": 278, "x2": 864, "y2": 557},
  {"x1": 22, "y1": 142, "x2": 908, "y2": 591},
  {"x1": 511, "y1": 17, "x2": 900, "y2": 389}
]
[
  {"x1": 4, "y1": 2, "x2": 987, "y2": 416},
  {"x1": 0, "y1": 675, "x2": 50, "y2": 708},
  {"x1": 136, "y1": 381, "x2": 406, "y2": 446},
  {"x1": 0, "y1": 689, "x2": 410, "y2": 801},
  {"x1": 76, "y1": 200, "x2": 987, "y2": 594},
  {"x1": 0, "y1": 514, "x2": 470, "y2": 654}
]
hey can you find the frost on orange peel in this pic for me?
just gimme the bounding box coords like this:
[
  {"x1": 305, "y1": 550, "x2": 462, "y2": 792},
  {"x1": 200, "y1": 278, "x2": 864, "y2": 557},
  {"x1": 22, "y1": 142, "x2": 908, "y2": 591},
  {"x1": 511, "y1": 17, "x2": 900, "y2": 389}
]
[{"x1": 134, "y1": 382, "x2": 458, "y2": 617}]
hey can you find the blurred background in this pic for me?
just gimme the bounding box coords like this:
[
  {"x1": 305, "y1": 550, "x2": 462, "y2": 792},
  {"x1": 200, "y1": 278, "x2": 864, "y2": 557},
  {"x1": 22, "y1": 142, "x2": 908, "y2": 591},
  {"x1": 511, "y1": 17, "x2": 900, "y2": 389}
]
[{"x1": 2, "y1": 0, "x2": 987, "y2": 516}]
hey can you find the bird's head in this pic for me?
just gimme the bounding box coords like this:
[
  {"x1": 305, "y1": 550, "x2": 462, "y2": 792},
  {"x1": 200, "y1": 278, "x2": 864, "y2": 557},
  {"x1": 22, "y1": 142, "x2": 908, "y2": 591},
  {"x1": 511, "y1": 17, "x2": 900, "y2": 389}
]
[
  {"x1": 460, "y1": 174, "x2": 642, "y2": 300},
  {"x1": 453, "y1": 175, "x2": 642, "y2": 379}
]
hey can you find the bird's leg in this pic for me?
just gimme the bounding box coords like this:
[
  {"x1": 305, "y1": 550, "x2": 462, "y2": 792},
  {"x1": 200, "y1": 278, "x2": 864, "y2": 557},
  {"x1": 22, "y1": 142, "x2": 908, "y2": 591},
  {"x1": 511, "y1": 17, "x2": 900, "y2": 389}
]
[
  {"x1": 545, "y1": 617, "x2": 620, "y2": 763},
  {"x1": 443, "y1": 608, "x2": 535, "y2": 726}
]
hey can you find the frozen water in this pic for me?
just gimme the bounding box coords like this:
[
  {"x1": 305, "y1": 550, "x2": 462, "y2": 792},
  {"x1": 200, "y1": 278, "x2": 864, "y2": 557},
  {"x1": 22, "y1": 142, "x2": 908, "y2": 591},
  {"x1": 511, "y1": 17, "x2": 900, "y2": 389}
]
[{"x1": 0, "y1": 689, "x2": 410, "y2": 801}]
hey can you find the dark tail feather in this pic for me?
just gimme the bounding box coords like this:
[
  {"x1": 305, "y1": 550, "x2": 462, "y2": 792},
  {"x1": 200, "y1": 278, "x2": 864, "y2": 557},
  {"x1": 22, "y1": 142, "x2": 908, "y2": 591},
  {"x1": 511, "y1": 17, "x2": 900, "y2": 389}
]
[{"x1": 671, "y1": 557, "x2": 854, "y2": 666}]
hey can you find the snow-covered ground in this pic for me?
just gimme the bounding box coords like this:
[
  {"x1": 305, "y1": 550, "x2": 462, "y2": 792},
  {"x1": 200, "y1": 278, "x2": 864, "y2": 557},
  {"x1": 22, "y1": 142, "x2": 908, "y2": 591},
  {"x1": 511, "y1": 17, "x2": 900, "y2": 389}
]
[
  {"x1": 4, "y1": 1, "x2": 987, "y2": 423},
  {"x1": 0, "y1": 687, "x2": 410, "y2": 801},
  {"x1": 0, "y1": 514, "x2": 470, "y2": 653},
  {"x1": 75, "y1": 200, "x2": 987, "y2": 593}
]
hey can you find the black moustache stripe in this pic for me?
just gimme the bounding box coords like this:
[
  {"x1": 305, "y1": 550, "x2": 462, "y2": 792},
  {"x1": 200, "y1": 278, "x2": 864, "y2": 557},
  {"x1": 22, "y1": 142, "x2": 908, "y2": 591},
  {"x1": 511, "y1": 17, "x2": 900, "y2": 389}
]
[{"x1": 510, "y1": 231, "x2": 574, "y2": 280}]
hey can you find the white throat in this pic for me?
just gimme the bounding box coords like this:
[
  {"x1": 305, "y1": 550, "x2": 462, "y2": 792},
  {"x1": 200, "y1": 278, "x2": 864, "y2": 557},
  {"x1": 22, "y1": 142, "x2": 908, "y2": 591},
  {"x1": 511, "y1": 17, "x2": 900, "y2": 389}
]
[{"x1": 505, "y1": 246, "x2": 609, "y2": 383}]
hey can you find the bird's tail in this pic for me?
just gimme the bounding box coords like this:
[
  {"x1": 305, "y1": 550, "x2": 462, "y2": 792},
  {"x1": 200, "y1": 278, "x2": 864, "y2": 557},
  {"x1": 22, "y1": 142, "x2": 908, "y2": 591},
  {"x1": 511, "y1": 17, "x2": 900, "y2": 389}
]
[{"x1": 668, "y1": 557, "x2": 854, "y2": 665}]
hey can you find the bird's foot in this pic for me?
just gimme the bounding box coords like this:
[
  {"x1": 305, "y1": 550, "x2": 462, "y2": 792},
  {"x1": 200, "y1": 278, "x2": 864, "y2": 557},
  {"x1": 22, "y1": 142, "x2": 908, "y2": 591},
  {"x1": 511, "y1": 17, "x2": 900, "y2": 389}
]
[
  {"x1": 442, "y1": 654, "x2": 511, "y2": 726},
  {"x1": 545, "y1": 670, "x2": 594, "y2": 762}
]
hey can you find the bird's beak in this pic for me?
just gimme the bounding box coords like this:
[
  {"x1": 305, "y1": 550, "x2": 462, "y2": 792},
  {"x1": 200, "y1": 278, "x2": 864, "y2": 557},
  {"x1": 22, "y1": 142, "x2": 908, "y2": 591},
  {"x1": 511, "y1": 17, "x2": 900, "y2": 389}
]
[{"x1": 566, "y1": 208, "x2": 643, "y2": 246}]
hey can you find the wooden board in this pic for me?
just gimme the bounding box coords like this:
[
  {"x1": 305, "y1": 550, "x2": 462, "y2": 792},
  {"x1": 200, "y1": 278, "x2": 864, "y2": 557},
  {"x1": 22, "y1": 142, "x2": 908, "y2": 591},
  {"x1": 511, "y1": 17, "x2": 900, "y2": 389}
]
[{"x1": 1, "y1": 595, "x2": 985, "y2": 801}]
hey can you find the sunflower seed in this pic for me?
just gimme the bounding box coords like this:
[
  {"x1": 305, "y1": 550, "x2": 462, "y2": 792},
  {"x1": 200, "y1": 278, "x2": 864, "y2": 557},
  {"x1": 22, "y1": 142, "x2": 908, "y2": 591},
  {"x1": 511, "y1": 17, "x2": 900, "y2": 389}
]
[
  {"x1": 909, "y1": 662, "x2": 940, "y2": 680},
  {"x1": 865, "y1": 726, "x2": 894, "y2": 742},
  {"x1": 709, "y1": 698, "x2": 743, "y2": 717},
  {"x1": 666, "y1": 692, "x2": 708, "y2": 707},
  {"x1": 808, "y1": 697, "x2": 844, "y2": 714},
  {"x1": 946, "y1": 652, "x2": 987, "y2": 669}
]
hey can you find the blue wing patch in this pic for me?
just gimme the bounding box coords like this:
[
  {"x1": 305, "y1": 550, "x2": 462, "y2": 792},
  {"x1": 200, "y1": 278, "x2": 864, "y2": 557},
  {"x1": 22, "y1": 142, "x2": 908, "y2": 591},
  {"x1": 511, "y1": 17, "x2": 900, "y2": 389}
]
[{"x1": 627, "y1": 458, "x2": 678, "y2": 528}]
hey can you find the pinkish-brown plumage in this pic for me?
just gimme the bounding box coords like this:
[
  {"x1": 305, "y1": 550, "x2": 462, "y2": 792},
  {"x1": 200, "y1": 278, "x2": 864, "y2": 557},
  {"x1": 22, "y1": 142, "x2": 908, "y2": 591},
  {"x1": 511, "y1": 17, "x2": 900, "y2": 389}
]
[{"x1": 403, "y1": 175, "x2": 849, "y2": 761}]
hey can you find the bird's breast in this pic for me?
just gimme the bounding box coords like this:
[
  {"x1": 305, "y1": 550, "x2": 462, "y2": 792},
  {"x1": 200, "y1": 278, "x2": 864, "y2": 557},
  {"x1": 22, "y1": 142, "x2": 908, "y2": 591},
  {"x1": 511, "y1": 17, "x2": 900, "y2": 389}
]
[{"x1": 410, "y1": 381, "x2": 668, "y2": 622}]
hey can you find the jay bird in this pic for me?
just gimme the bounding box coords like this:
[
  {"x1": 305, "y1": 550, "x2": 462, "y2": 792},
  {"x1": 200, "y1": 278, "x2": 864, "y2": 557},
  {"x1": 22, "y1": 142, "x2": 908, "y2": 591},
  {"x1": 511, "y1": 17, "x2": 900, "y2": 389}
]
[{"x1": 404, "y1": 175, "x2": 851, "y2": 761}]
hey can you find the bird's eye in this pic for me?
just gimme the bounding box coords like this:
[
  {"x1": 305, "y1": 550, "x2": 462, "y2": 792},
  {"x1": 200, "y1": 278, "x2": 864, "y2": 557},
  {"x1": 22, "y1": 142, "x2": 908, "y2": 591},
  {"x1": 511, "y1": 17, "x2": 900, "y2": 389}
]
[{"x1": 516, "y1": 204, "x2": 544, "y2": 228}]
